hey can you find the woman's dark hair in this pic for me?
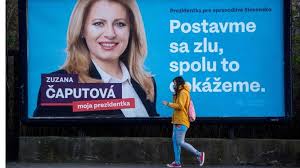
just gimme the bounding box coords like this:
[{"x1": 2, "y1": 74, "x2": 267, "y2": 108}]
[{"x1": 173, "y1": 76, "x2": 185, "y2": 97}]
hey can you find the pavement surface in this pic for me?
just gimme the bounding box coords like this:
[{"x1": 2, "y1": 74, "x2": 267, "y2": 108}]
[{"x1": 6, "y1": 162, "x2": 300, "y2": 168}]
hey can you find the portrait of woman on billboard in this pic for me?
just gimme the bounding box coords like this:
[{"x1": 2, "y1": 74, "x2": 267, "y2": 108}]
[{"x1": 33, "y1": 0, "x2": 159, "y2": 118}]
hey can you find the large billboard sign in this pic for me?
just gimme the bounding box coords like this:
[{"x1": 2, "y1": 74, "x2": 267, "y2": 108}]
[{"x1": 19, "y1": 0, "x2": 291, "y2": 121}]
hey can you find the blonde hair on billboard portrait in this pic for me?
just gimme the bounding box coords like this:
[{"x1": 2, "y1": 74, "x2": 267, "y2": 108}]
[{"x1": 63, "y1": 0, "x2": 154, "y2": 102}]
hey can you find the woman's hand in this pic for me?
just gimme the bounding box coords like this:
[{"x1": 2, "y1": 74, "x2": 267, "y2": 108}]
[{"x1": 162, "y1": 101, "x2": 168, "y2": 106}]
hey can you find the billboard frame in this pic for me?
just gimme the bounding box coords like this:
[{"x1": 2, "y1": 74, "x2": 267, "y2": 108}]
[{"x1": 18, "y1": 0, "x2": 293, "y2": 125}]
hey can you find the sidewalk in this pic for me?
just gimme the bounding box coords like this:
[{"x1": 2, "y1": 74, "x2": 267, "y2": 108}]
[{"x1": 6, "y1": 162, "x2": 300, "y2": 168}]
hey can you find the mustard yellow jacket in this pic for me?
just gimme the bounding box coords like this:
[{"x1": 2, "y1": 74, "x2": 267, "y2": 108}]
[{"x1": 168, "y1": 84, "x2": 190, "y2": 128}]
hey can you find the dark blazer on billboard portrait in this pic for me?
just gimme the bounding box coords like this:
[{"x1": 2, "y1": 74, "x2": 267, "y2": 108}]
[{"x1": 33, "y1": 63, "x2": 159, "y2": 118}]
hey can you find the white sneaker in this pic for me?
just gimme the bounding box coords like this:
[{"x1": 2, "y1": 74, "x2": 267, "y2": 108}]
[{"x1": 197, "y1": 152, "x2": 205, "y2": 166}]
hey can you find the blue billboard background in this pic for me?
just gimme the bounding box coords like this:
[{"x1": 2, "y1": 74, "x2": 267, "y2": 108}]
[{"x1": 27, "y1": 0, "x2": 284, "y2": 118}]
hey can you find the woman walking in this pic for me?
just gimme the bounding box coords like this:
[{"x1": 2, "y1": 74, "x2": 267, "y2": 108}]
[{"x1": 162, "y1": 76, "x2": 205, "y2": 167}]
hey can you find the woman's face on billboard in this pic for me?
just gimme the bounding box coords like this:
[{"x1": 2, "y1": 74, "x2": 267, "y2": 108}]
[{"x1": 83, "y1": 0, "x2": 130, "y2": 63}]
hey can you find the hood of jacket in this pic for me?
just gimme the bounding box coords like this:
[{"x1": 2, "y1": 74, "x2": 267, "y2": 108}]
[{"x1": 180, "y1": 84, "x2": 190, "y2": 92}]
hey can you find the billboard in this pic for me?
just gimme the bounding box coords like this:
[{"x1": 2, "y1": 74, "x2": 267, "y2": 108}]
[{"x1": 19, "y1": 0, "x2": 291, "y2": 121}]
